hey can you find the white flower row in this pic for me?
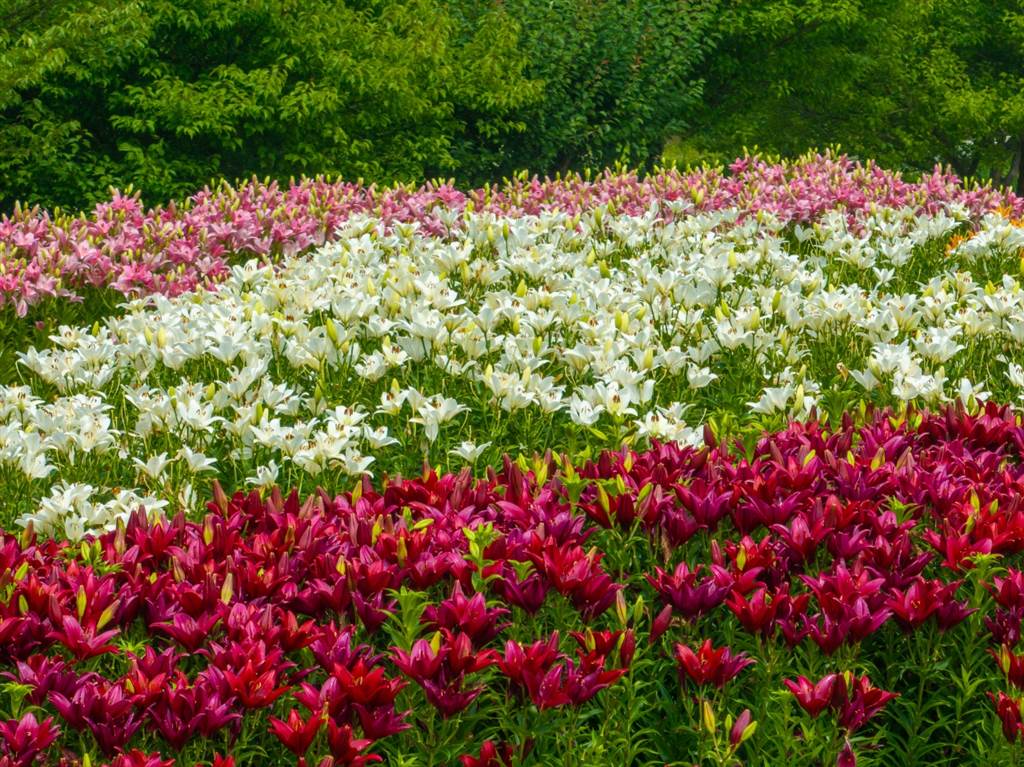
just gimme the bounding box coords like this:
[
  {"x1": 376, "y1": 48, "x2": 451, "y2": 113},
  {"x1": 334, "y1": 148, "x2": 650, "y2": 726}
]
[{"x1": 3, "y1": 202, "x2": 1023, "y2": 539}]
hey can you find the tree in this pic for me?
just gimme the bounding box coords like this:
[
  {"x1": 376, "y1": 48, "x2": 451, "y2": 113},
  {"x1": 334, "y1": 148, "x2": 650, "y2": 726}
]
[
  {"x1": 901, "y1": 0, "x2": 1024, "y2": 188},
  {"x1": 449, "y1": 0, "x2": 720, "y2": 181},
  {"x1": 680, "y1": 0, "x2": 1024, "y2": 189},
  {"x1": 0, "y1": 0, "x2": 538, "y2": 210},
  {"x1": 678, "y1": 1, "x2": 913, "y2": 168},
  {"x1": 0, "y1": 1, "x2": 151, "y2": 208}
]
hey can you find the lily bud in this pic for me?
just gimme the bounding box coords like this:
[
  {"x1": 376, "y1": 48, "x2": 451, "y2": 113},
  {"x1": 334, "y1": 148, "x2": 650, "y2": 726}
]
[
  {"x1": 729, "y1": 709, "x2": 756, "y2": 747},
  {"x1": 650, "y1": 604, "x2": 673, "y2": 644},
  {"x1": 702, "y1": 700, "x2": 716, "y2": 733},
  {"x1": 615, "y1": 590, "x2": 628, "y2": 627}
]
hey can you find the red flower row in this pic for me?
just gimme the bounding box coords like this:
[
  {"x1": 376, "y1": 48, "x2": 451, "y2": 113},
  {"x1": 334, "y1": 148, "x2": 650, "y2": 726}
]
[{"x1": 2, "y1": 404, "x2": 1024, "y2": 764}]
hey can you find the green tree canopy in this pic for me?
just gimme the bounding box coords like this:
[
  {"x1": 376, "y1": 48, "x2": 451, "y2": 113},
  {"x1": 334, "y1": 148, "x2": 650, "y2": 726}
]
[
  {"x1": 679, "y1": 0, "x2": 1024, "y2": 190},
  {"x1": 0, "y1": 0, "x2": 538, "y2": 210},
  {"x1": 449, "y1": 0, "x2": 719, "y2": 181},
  {"x1": 8, "y1": 0, "x2": 1024, "y2": 208}
]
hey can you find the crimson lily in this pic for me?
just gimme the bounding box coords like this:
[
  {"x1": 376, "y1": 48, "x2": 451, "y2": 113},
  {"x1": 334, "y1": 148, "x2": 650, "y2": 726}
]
[
  {"x1": 783, "y1": 674, "x2": 847, "y2": 718},
  {"x1": 269, "y1": 708, "x2": 323, "y2": 757},
  {"x1": 989, "y1": 691, "x2": 1024, "y2": 743},
  {"x1": 673, "y1": 639, "x2": 755, "y2": 688},
  {"x1": 0, "y1": 713, "x2": 60, "y2": 766},
  {"x1": 459, "y1": 740, "x2": 519, "y2": 767}
]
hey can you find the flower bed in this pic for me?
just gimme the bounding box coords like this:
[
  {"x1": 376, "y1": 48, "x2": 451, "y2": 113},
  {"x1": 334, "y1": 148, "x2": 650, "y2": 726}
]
[
  {"x1": 5, "y1": 155, "x2": 1024, "y2": 766},
  {"x1": 2, "y1": 408, "x2": 1024, "y2": 765},
  {"x1": 0, "y1": 152, "x2": 1019, "y2": 316},
  {"x1": 5, "y1": 202, "x2": 1024, "y2": 538}
]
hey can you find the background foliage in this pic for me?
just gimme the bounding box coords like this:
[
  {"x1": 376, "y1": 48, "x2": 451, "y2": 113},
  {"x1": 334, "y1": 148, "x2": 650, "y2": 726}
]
[
  {"x1": 4, "y1": 0, "x2": 1024, "y2": 210},
  {"x1": 680, "y1": 0, "x2": 1024, "y2": 190},
  {"x1": 0, "y1": 0, "x2": 539, "y2": 209}
]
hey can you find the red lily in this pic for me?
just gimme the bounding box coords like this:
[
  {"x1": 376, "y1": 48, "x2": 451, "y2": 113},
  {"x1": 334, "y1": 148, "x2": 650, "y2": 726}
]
[
  {"x1": 422, "y1": 583, "x2": 510, "y2": 645},
  {"x1": 647, "y1": 562, "x2": 732, "y2": 620},
  {"x1": 222, "y1": 658, "x2": 292, "y2": 709},
  {"x1": 836, "y1": 739, "x2": 856, "y2": 767},
  {"x1": 836, "y1": 675, "x2": 898, "y2": 732},
  {"x1": 459, "y1": 740, "x2": 518, "y2": 767},
  {"x1": 46, "y1": 615, "x2": 119, "y2": 660},
  {"x1": 269, "y1": 708, "x2": 323, "y2": 757},
  {"x1": 885, "y1": 578, "x2": 971, "y2": 631},
  {"x1": 674, "y1": 639, "x2": 755, "y2": 688},
  {"x1": 989, "y1": 691, "x2": 1024, "y2": 743},
  {"x1": 0, "y1": 713, "x2": 60, "y2": 766},
  {"x1": 729, "y1": 709, "x2": 756, "y2": 748},
  {"x1": 100, "y1": 752, "x2": 174, "y2": 767},
  {"x1": 391, "y1": 631, "x2": 497, "y2": 718},
  {"x1": 325, "y1": 720, "x2": 381, "y2": 766},
  {"x1": 783, "y1": 674, "x2": 847, "y2": 718}
]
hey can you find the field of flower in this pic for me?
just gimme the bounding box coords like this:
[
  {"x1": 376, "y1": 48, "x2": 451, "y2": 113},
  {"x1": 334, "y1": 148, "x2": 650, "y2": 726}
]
[{"x1": 4, "y1": 153, "x2": 1024, "y2": 766}]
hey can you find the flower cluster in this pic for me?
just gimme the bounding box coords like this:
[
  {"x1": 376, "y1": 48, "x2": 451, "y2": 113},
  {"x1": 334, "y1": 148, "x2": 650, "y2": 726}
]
[
  {"x1": 0, "y1": 459, "x2": 632, "y2": 765},
  {"x1": 4, "y1": 151, "x2": 1024, "y2": 765},
  {"x1": 1, "y1": 406, "x2": 1024, "y2": 763},
  {"x1": 8, "y1": 192, "x2": 1024, "y2": 536},
  {"x1": 1, "y1": 151, "x2": 1018, "y2": 315}
]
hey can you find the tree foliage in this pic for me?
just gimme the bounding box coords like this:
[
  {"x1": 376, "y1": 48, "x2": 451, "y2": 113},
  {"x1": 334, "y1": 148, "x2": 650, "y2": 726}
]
[
  {"x1": 679, "y1": 0, "x2": 1024, "y2": 190},
  {"x1": 0, "y1": 0, "x2": 539, "y2": 209},
  {"x1": 448, "y1": 0, "x2": 719, "y2": 181},
  {"x1": 5, "y1": 0, "x2": 1024, "y2": 208}
]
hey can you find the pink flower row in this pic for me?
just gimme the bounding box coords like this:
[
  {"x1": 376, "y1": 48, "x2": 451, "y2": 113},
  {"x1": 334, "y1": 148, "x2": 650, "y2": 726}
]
[{"x1": 1, "y1": 151, "x2": 1019, "y2": 315}]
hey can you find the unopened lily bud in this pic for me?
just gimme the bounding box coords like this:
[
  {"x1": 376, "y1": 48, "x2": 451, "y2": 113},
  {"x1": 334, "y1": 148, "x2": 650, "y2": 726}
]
[
  {"x1": 650, "y1": 604, "x2": 673, "y2": 644},
  {"x1": 615, "y1": 590, "x2": 629, "y2": 627},
  {"x1": 642, "y1": 347, "x2": 655, "y2": 370},
  {"x1": 702, "y1": 700, "x2": 716, "y2": 733},
  {"x1": 619, "y1": 629, "x2": 636, "y2": 667},
  {"x1": 219, "y1": 572, "x2": 234, "y2": 605},
  {"x1": 631, "y1": 595, "x2": 645, "y2": 626},
  {"x1": 729, "y1": 709, "x2": 756, "y2": 747}
]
